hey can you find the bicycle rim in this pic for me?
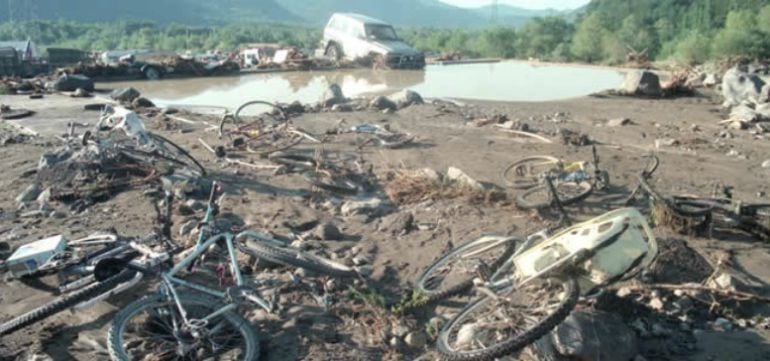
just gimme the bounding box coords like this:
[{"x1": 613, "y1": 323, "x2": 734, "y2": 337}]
[
  {"x1": 501, "y1": 156, "x2": 560, "y2": 189},
  {"x1": 147, "y1": 133, "x2": 207, "y2": 176},
  {"x1": 108, "y1": 292, "x2": 259, "y2": 361},
  {"x1": 437, "y1": 277, "x2": 578, "y2": 361},
  {"x1": 515, "y1": 181, "x2": 592, "y2": 210}
]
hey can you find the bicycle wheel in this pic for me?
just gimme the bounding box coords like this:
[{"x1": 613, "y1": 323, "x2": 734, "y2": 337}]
[
  {"x1": 147, "y1": 133, "x2": 207, "y2": 176},
  {"x1": 246, "y1": 133, "x2": 304, "y2": 156},
  {"x1": 437, "y1": 276, "x2": 579, "y2": 361},
  {"x1": 502, "y1": 156, "x2": 560, "y2": 189},
  {"x1": 515, "y1": 181, "x2": 593, "y2": 210},
  {"x1": 0, "y1": 270, "x2": 136, "y2": 336},
  {"x1": 237, "y1": 238, "x2": 356, "y2": 278},
  {"x1": 234, "y1": 100, "x2": 286, "y2": 125},
  {"x1": 409, "y1": 236, "x2": 518, "y2": 310},
  {"x1": 108, "y1": 292, "x2": 259, "y2": 361}
]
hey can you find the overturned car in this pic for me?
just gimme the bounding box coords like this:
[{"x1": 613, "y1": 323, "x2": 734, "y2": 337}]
[{"x1": 321, "y1": 13, "x2": 425, "y2": 70}]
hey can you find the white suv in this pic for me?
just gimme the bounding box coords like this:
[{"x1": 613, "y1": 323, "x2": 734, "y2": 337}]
[{"x1": 321, "y1": 13, "x2": 425, "y2": 70}]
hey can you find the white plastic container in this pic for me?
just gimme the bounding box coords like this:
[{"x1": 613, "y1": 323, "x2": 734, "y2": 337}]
[{"x1": 5, "y1": 235, "x2": 68, "y2": 278}]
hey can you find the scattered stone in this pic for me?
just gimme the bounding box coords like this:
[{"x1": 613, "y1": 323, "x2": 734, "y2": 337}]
[
  {"x1": 330, "y1": 103, "x2": 352, "y2": 112},
  {"x1": 341, "y1": 197, "x2": 391, "y2": 217},
  {"x1": 623, "y1": 70, "x2": 662, "y2": 97},
  {"x1": 391, "y1": 89, "x2": 424, "y2": 108},
  {"x1": 762, "y1": 160, "x2": 770, "y2": 168},
  {"x1": 27, "y1": 354, "x2": 54, "y2": 361},
  {"x1": 404, "y1": 331, "x2": 427, "y2": 348},
  {"x1": 184, "y1": 199, "x2": 205, "y2": 211},
  {"x1": 314, "y1": 222, "x2": 343, "y2": 241},
  {"x1": 370, "y1": 96, "x2": 398, "y2": 111},
  {"x1": 132, "y1": 97, "x2": 155, "y2": 108},
  {"x1": 655, "y1": 138, "x2": 680, "y2": 148},
  {"x1": 607, "y1": 117, "x2": 632, "y2": 126},
  {"x1": 719, "y1": 130, "x2": 734, "y2": 139},
  {"x1": 690, "y1": 124, "x2": 701, "y2": 132},
  {"x1": 384, "y1": 212, "x2": 415, "y2": 236},
  {"x1": 420, "y1": 168, "x2": 443, "y2": 182},
  {"x1": 446, "y1": 167, "x2": 485, "y2": 191},
  {"x1": 726, "y1": 149, "x2": 741, "y2": 157},
  {"x1": 16, "y1": 183, "x2": 42, "y2": 204},
  {"x1": 53, "y1": 74, "x2": 94, "y2": 92},
  {"x1": 651, "y1": 323, "x2": 671, "y2": 337},
  {"x1": 356, "y1": 265, "x2": 373, "y2": 277},
  {"x1": 616, "y1": 287, "x2": 632, "y2": 298},
  {"x1": 721, "y1": 66, "x2": 765, "y2": 108},
  {"x1": 708, "y1": 272, "x2": 746, "y2": 291},
  {"x1": 549, "y1": 311, "x2": 639, "y2": 361},
  {"x1": 321, "y1": 84, "x2": 346, "y2": 107},
  {"x1": 703, "y1": 73, "x2": 719, "y2": 88},
  {"x1": 649, "y1": 297, "x2": 665, "y2": 311},
  {"x1": 713, "y1": 317, "x2": 733, "y2": 331},
  {"x1": 110, "y1": 87, "x2": 141, "y2": 102},
  {"x1": 162, "y1": 107, "x2": 179, "y2": 115},
  {"x1": 352, "y1": 256, "x2": 369, "y2": 266},
  {"x1": 389, "y1": 337, "x2": 401, "y2": 347},
  {"x1": 392, "y1": 324, "x2": 410, "y2": 338}
]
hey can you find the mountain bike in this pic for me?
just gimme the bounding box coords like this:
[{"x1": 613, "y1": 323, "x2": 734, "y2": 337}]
[
  {"x1": 107, "y1": 181, "x2": 358, "y2": 360},
  {"x1": 433, "y1": 208, "x2": 657, "y2": 360}
]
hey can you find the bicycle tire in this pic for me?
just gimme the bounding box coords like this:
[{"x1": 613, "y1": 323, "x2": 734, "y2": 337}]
[
  {"x1": 108, "y1": 292, "x2": 259, "y2": 361},
  {"x1": 147, "y1": 133, "x2": 207, "y2": 176},
  {"x1": 406, "y1": 236, "x2": 518, "y2": 312},
  {"x1": 237, "y1": 239, "x2": 356, "y2": 278},
  {"x1": 436, "y1": 276, "x2": 579, "y2": 361},
  {"x1": 501, "y1": 156, "x2": 560, "y2": 189},
  {"x1": 234, "y1": 100, "x2": 286, "y2": 124},
  {"x1": 0, "y1": 270, "x2": 136, "y2": 336},
  {"x1": 515, "y1": 181, "x2": 593, "y2": 210}
]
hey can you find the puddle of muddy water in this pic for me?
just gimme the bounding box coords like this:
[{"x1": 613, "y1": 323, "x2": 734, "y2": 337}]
[{"x1": 103, "y1": 61, "x2": 625, "y2": 113}]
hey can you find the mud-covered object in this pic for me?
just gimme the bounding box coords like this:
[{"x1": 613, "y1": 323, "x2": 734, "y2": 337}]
[
  {"x1": 111, "y1": 87, "x2": 141, "y2": 102},
  {"x1": 391, "y1": 89, "x2": 424, "y2": 108},
  {"x1": 533, "y1": 311, "x2": 639, "y2": 361},
  {"x1": 53, "y1": 74, "x2": 95, "y2": 92},
  {"x1": 369, "y1": 96, "x2": 398, "y2": 111},
  {"x1": 721, "y1": 67, "x2": 766, "y2": 108},
  {"x1": 623, "y1": 70, "x2": 662, "y2": 97}
]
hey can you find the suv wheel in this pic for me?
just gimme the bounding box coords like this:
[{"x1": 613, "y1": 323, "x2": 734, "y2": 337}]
[
  {"x1": 144, "y1": 67, "x2": 161, "y2": 80},
  {"x1": 326, "y1": 44, "x2": 342, "y2": 61}
]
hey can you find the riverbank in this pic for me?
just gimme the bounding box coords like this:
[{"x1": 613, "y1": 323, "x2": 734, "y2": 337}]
[{"x1": 1, "y1": 90, "x2": 770, "y2": 360}]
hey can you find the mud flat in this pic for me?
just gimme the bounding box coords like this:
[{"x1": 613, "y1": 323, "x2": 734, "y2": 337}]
[{"x1": 2, "y1": 88, "x2": 770, "y2": 360}]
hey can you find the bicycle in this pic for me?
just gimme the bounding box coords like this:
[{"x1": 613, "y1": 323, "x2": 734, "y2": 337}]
[
  {"x1": 330, "y1": 123, "x2": 416, "y2": 149},
  {"x1": 106, "y1": 181, "x2": 358, "y2": 360},
  {"x1": 84, "y1": 105, "x2": 206, "y2": 176},
  {"x1": 627, "y1": 155, "x2": 770, "y2": 241},
  {"x1": 433, "y1": 207, "x2": 657, "y2": 360},
  {"x1": 267, "y1": 149, "x2": 362, "y2": 196},
  {"x1": 506, "y1": 145, "x2": 610, "y2": 210}
]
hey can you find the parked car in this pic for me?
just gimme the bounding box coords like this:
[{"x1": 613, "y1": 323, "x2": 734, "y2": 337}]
[{"x1": 321, "y1": 13, "x2": 425, "y2": 70}]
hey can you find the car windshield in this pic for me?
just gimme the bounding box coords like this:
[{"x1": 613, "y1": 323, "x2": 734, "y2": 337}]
[{"x1": 365, "y1": 25, "x2": 399, "y2": 41}]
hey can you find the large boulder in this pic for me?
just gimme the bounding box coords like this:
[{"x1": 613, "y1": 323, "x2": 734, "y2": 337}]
[
  {"x1": 391, "y1": 89, "x2": 424, "y2": 108},
  {"x1": 111, "y1": 87, "x2": 141, "y2": 102},
  {"x1": 321, "y1": 84, "x2": 346, "y2": 108},
  {"x1": 623, "y1": 70, "x2": 662, "y2": 97},
  {"x1": 53, "y1": 74, "x2": 94, "y2": 92},
  {"x1": 721, "y1": 66, "x2": 766, "y2": 108},
  {"x1": 533, "y1": 310, "x2": 639, "y2": 361}
]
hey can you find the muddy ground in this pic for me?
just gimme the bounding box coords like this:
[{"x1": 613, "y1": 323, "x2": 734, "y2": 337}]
[{"x1": 1, "y1": 89, "x2": 770, "y2": 361}]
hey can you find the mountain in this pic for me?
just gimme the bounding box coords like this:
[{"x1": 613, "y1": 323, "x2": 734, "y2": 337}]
[
  {"x1": 1, "y1": 0, "x2": 301, "y2": 24},
  {"x1": 469, "y1": 4, "x2": 569, "y2": 27}
]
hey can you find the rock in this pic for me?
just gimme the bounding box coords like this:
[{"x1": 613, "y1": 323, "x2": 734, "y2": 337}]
[
  {"x1": 184, "y1": 199, "x2": 205, "y2": 211},
  {"x1": 762, "y1": 160, "x2": 770, "y2": 168},
  {"x1": 708, "y1": 272, "x2": 747, "y2": 291},
  {"x1": 703, "y1": 73, "x2": 719, "y2": 88},
  {"x1": 53, "y1": 74, "x2": 94, "y2": 92},
  {"x1": 36, "y1": 187, "x2": 52, "y2": 210},
  {"x1": 132, "y1": 97, "x2": 155, "y2": 108},
  {"x1": 389, "y1": 336, "x2": 401, "y2": 347},
  {"x1": 649, "y1": 297, "x2": 665, "y2": 311},
  {"x1": 616, "y1": 287, "x2": 632, "y2": 298},
  {"x1": 404, "y1": 331, "x2": 427, "y2": 348},
  {"x1": 27, "y1": 354, "x2": 54, "y2": 361},
  {"x1": 760, "y1": 83, "x2": 770, "y2": 104},
  {"x1": 391, "y1": 89, "x2": 424, "y2": 108},
  {"x1": 757, "y1": 103, "x2": 770, "y2": 120},
  {"x1": 550, "y1": 311, "x2": 638, "y2": 361},
  {"x1": 111, "y1": 87, "x2": 141, "y2": 102},
  {"x1": 356, "y1": 265, "x2": 373, "y2": 277},
  {"x1": 392, "y1": 324, "x2": 410, "y2": 338},
  {"x1": 352, "y1": 256, "x2": 369, "y2": 266},
  {"x1": 321, "y1": 84, "x2": 346, "y2": 107},
  {"x1": 314, "y1": 222, "x2": 343, "y2": 241},
  {"x1": 370, "y1": 96, "x2": 398, "y2": 111},
  {"x1": 729, "y1": 104, "x2": 760, "y2": 124},
  {"x1": 421, "y1": 168, "x2": 443, "y2": 182},
  {"x1": 714, "y1": 317, "x2": 733, "y2": 331},
  {"x1": 330, "y1": 103, "x2": 352, "y2": 112},
  {"x1": 651, "y1": 323, "x2": 671, "y2": 337},
  {"x1": 623, "y1": 70, "x2": 662, "y2": 97},
  {"x1": 16, "y1": 183, "x2": 42, "y2": 204},
  {"x1": 446, "y1": 167, "x2": 485, "y2": 191},
  {"x1": 726, "y1": 149, "x2": 741, "y2": 157},
  {"x1": 655, "y1": 138, "x2": 680, "y2": 149},
  {"x1": 38, "y1": 147, "x2": 73, "y2": 170},
  {"x1": 384, "y1": 212, "x2": 414, "y2": 236},
  {"x1": 608, "y1": 117, "x2": 632, "y2": 126},
  {"x1": 721, "y1": 66, "x2": 766, "y2": 108},
  {"x1": 341, "y1": 198, "x2": 391, "y2": 217},
  {"x1": 162, "y1": 107, "x2": 179, "y2": 115}
]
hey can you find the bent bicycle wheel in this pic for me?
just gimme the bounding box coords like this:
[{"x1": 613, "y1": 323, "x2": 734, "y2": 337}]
[
  {"x1": 515, "y1": 181, "x2": 593, "y2": 210},
  {"x1": 437, "y1": 276, "x2": 578, "y2": 361},
  {"x1": 408, "y1": 236, "x2": 518, "y2": 311},
  {"x1": 108, "y1": 292, "x2": 259, "y2": 361},
  {"x1": 147, "y1": 133, "x2": 207, "y2": 176},
  {"x1": 237, "y1": 238, "x2": 356, "y2": 278},
  {"x1": 501, "y1": 156, "x2": 560, "y2": 189}
]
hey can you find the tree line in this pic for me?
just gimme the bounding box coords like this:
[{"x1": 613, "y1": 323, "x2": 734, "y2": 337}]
[{"x1": 0, "y1": 0, "x2": 768, "y2": 65}]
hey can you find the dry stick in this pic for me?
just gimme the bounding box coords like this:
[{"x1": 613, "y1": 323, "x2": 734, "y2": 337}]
[
  {"x1": 495, "y1": 127, "x2": 553, "y2": 144},
  {"x1": 613, "y1": 283, "x2": 770, "y2": 303}
]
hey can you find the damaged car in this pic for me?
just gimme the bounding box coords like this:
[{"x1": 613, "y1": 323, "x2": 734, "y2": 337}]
[{"x1": 321, "y1": 13, "x2": 425, "y2": 70}]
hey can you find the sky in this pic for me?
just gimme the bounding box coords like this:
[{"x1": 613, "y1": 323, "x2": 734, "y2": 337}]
[{"x1": 439, "y1": 0, "x2": 590, "y2": 10}]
